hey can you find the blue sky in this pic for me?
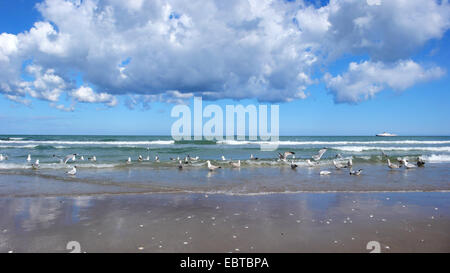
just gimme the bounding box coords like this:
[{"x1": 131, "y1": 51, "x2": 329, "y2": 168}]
[{"x1": 0, "y1": 0, "x2": 449, "y2": 136}]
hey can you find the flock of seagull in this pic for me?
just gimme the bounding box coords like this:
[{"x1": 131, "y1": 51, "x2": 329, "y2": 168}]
[{"x1": 0, "y1": 147, "x2": 426, "y2": 177}]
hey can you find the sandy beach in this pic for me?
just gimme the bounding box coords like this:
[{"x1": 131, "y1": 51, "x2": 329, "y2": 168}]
[{"x1": 1, "y1": 191, "x2": 448, "y2": 253}]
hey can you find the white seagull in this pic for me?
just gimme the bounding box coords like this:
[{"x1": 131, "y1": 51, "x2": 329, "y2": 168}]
[
  {"x1": 230, "y1": 160, "x2": 241, "y2": 168},
  {"x1": 312, "y1": 148, "x2": 327, "y2": 161},
  {"x1": 333, "y1": 160, "x2": 348, "y2": 169},
  {"x1": 66, "y1": 166, "x2": 77, "y2": 176},
  {"x1": 221, "y1": 155, "x2": 227, "y2": 161},
  {"x1": 207, "y1": 160, "x2": 221, "y2": 171},
  {"x1": 178, "y1": 160, "x2": 183, "y2": 169},
  {"x1": 80, "y1": 155, "x2": 85, "y2": 161},
  {"x1": 402, "y1": 159, "x2": 416, "y2": 169},
  {"x1": 306, "y1": 159, "x2": 316, "y2": 167},
  {"x1": 88, "y1": 156, "x2": 96, "y2": 162},
  {"x1": 31, "y1": 159, "x2": 40, "y2": 170},
  {"x1": 387, "y1": 158, "x2": 400, "y2": 169},
  {"x1": 155, "y1": 155, "x2": 160, "y2": 162},
  {"x1": 278, "y1": 151, "x2": 295, "y2": 161},
  {"x1": 138, "y1": 155, "x2": 143, "y2": 162},
  {"x1": 250, "y1": 154, "x2": 259, "y2": 160},
  {"x1": 349, "y1": 169, "x2": 363, "y2": 176},
  {"x1": 290, "y1": 160, "x2": 298, "y2": 169},
  {"x1": 27, "y1": 154, "x2": 31, "y2": 162},
  {"x1": 127, "y1": 157, "x2": 132, "y2": 164}
]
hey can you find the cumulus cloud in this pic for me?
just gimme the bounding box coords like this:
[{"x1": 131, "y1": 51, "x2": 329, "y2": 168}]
[
  {"x1": 0, "y1": 0, "x2": 449, "y2": 108},
  {"x1": 324, "y1": 60, "x2": 445, "y2": 103},
  {"x1": 71, "y1": 86, "x2": 117, "y2": 106}
]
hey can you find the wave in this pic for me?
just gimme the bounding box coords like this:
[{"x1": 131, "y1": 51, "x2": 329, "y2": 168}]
[
  {"x1": 333, "y1": 146, "x2": 450, "y2": 152},
  {"x1": 0, "y1": 140, "x2": 175, "y2": 146},
  {"x1": 216, "y1": 140, "x2": 450, "y2": 145},
  {"x1": 422, "y1": 154, "x2": 450, "y2": 163}
]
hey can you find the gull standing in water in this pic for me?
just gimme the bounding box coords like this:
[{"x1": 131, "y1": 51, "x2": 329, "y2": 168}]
[
  {"x1": 66, "y1": 166, "x2": 77, "y2": 176},
  {"x1": 178, "y1": 160, "x2": 183, "y2": 170},
  {"x1": 290, "y1": 160, "x2": 298, "y2": 170},
  {"x1": 402, "y1": 159, "x2": 416, "y2": 169},
  {"x1": 138, "y1": 155, "x2": 143, "y2": 162},
  {"x1": 31, "y1": 159, "x2": 39, "y2": 170},
  {"x1": 207, "y1": 160, "x2": 221, "y2": 171},
  {"x1": 230, "y1": 160, "x2": 241, "y2": 168},
  {"x1": 278, "y1": 151, "x2": 295, "y2": 162},
  {"x1": 349, "y1": 169, "x2": 363, "y2": 176},
  {"x1": 416, "y1": 157, "x2": 425, "y2": 167},
  {"x1": 333, "y1": 160, "x2": 348, "y2": 169},
  {"x1": 250, "y1": 154, "x2": 259, "y2": 160},
  {"x1": 306, "y1": 159, "x2": 316, "y2": 167},
  {"x1": 27, "y1": 154, "x2": 31, "y2": 162},
  {"x1": 347, "y1": 158, "x2": 353, "y2": 168},
  {"x1": 0, "y1": 154, "x2": 6, "y2": 161},
  {"x1": 387, "y1": 158, "x2": 400, "y2": 169},
  {"x1": 312, "y1": 148, "x2": 327, "y2": 161},
  {"x1": 127, "y1": 157, "x2": 132, "y2": 164},
  {"x1": 155, "y1": 155, "x2": 160, "y2": 162},
  {"x1": 88, "y1": 156, "x2": 96, "y2": 162},
  {"x1": 80, "y1": 155, "x2": 84, "y2": 161}
]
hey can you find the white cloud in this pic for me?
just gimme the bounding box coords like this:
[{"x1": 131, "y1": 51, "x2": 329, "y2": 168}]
[
  {"x1": 71, "y1": 86, "x2": 117, "y2": 106},
  {"x1": 0, "y1": 0, "x2": 449, "y2": 107},
  {"x1": 324, "y1": 60, "x2": 445, "y2": 103}
]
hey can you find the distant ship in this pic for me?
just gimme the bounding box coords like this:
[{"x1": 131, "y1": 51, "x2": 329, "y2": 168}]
[{"x1": 376, "y1": 132, "x2": 397, "y2": 137}]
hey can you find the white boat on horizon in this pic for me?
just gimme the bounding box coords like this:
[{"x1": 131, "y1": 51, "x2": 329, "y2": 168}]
[{"x1": 376, "y1": 132, "x2": 397, "y2": 137}]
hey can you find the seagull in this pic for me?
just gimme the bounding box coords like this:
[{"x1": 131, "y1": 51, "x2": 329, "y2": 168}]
[
  {"x1": 221, "y1": 155, "x2": 227, "y2": 161},
  {"x1": 349, "y1": 169, "x2": 363, "y2": 176},
  {"x1": 333, "y1": 160, "x2": 348, "y2": 169},
  {"x1": 290, "y1": 160, "x2": 298, "y2": 169},
  {"x1": 183, "y1": 156, "x2": 190, "y2": 164},
  {"x1": 312, "y1": 148, "x2": 327, "y2": 161},
  {"x1": 155, "y1": 155, "x2": 160, "y2": 162},
  {"x1": 207, "y1": 160, "x2": 221, "y2": 171},
  {"x1": 31, "y1": 159, "x2": 39, "y2": 170},
  {"x1": 54, "y1": 154, "x2": 77, "y2": 164},
  {"x1": 0, "y1": 154, "x2": 6, "y2": 161},
  {"x1": 178, "y1": 160, "x2": 183, "y2": 170},
  {"x1": 66, "y1": 166, "x2": 77, "y2": 176},
  {"x1": 347, "y1": 158, "x2": 353, "y2": 168},
  {"x1": 88, "y1": 156, "x2": 96, "y2": 162},
  {"x1": 27, "y1": 154, "x2": 31, "y2": 162},
  {"x1": 387, "y1": 158, "x2": 400, "y2": 169},
  {"x1": 138, "y1": 155, "x2": 143, "y2": 162},
  {"x1": 250, "y1": 154, "x2": 259, "y2": 160},
  {"x1": 145, "y1": 156, "x2": 150, "y2": 161},
  {"x1": 306, "y1": 159, "x2": 316, "y2": 167},
  {"x1": 191, "y1": 156, "x2": 199, "y2": 161},
  {"x1": 278, "y1": 151, "x2": 295, "y2": 161},
  {"x1": 127, "y1": 157, "x2": 131, "y2": 164},
  {"x1": 320, "y1": 170, "x2": 331, "y2": 175},
  {"x1": 80, "y1": 156, "x2": 84, "y2": 161},
  {"x1": 416, "y1": 157, "x2": 425, "y2": 167},
  {"x1": 335, "y1": 153, "x2": 343, "y2": 159},
  {"x1": 402, "y1": 159, "x2": 416, "y2": 169},
  {"x1": 170, "y1": 157, "x2": 180, "y2": 161},
  {"x1": 230, "y1": 160, "x2": 241, "y2": 168}
]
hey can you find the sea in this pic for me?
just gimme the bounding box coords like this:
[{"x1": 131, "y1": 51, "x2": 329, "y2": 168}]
[{"x1": 0, "y1": 135, "x2": 449, "y2": 196}]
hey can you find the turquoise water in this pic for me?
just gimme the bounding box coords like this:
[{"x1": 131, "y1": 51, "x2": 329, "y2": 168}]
[
  {"x1": 1, "y1": 135, "x2": 450, "y2": 167},
  {"x1": 0, "y1": 135, "x2": 449, "y2": 196}
]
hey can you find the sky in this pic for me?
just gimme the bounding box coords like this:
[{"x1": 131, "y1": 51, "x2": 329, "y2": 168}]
[{"x1": 0, "y1": 0, "x2": 449, "y2": 136}]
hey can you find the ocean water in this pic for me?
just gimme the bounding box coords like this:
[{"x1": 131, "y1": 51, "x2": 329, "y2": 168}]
[{"x1": 0, "y1": 135, "x2": 449, "y2": 196}]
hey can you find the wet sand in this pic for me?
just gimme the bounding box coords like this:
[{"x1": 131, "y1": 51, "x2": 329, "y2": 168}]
[{"x1": 0, "y1": 191, "x2": 449, "y2": 253}]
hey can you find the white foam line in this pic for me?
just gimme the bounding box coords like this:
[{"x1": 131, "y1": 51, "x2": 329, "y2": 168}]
[{"x1": 0, "y1": 140, "x2": 175, "y2": 145}]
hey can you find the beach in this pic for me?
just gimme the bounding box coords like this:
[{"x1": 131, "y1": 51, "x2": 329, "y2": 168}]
[
  {"x1": 0, "y1": 191, "x2": 449, "y2": 253},
  {"x1": 0, "y1": 135, "x2": 449, "y2": 252}
]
